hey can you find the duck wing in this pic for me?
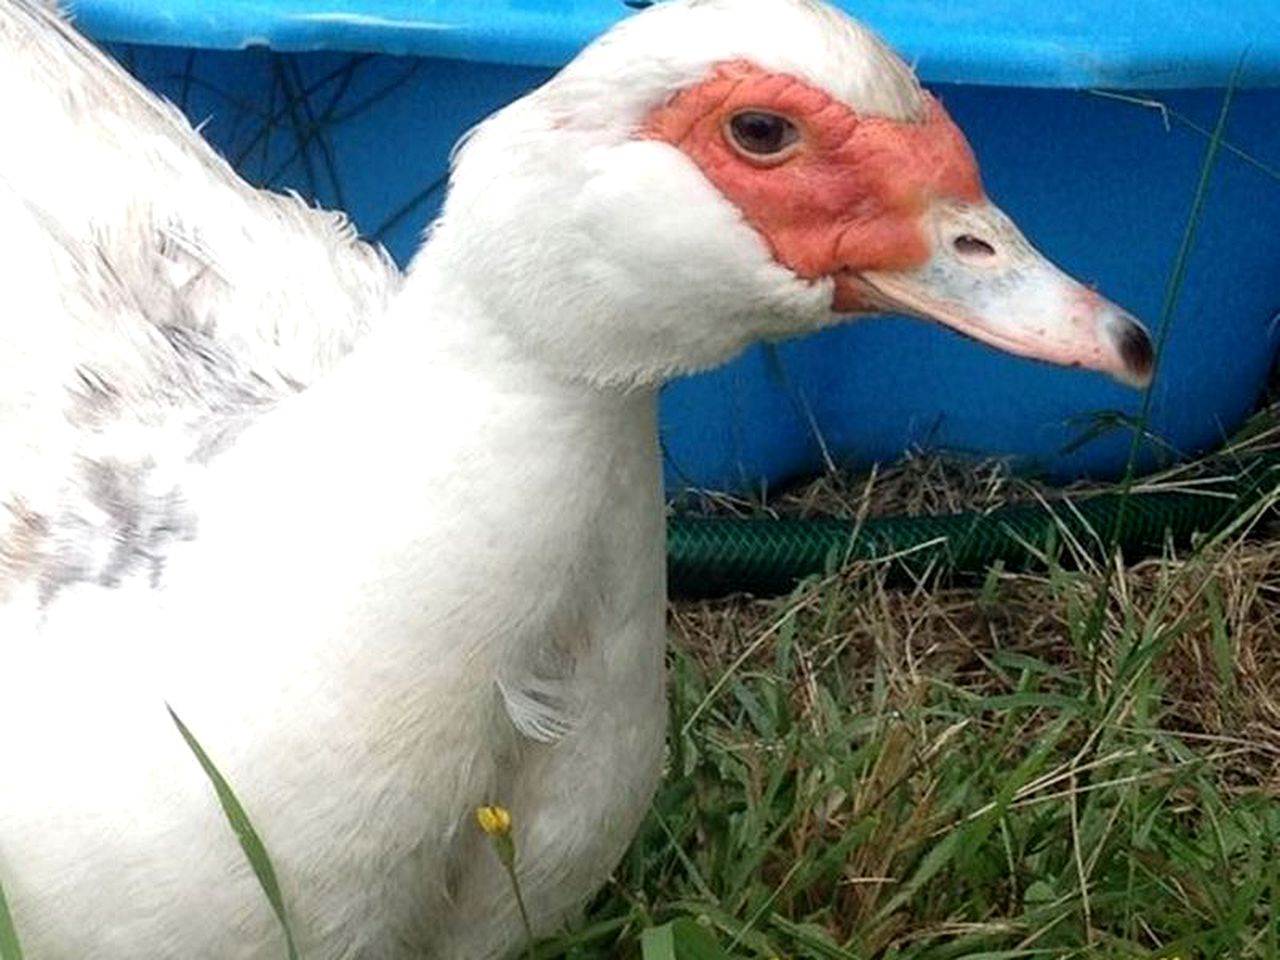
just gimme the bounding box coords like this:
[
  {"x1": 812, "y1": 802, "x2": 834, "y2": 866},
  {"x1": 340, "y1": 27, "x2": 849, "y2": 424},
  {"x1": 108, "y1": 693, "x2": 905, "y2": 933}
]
[{"x1": 0, "y1": 0, "x2": 400, "y2": 601}]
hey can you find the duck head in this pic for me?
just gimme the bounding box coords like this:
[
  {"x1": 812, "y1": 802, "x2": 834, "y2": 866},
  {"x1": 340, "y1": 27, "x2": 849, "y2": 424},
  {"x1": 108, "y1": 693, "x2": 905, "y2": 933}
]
[{"x1": 421, "y1": 0, "x2": 1153, "y2": 391}]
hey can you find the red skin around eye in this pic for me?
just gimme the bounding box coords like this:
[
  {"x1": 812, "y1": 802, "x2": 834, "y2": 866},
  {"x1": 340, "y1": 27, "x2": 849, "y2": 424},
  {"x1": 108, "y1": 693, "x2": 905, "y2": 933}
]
[{"x1": 642, "y1": 60, "x2": 985, "y2": 311}]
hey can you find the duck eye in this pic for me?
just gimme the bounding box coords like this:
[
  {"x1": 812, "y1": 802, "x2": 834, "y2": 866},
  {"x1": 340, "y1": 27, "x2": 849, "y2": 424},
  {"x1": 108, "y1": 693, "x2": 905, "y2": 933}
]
[{"x1": 727, "y1": 111, "x2": 800, "y2": 159}]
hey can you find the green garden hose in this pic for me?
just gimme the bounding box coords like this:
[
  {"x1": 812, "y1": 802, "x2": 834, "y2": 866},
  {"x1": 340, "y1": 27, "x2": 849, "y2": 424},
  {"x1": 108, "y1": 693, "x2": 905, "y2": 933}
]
[{"x1": 667, "y1": 454, "x2": 1280, "y2": 599}]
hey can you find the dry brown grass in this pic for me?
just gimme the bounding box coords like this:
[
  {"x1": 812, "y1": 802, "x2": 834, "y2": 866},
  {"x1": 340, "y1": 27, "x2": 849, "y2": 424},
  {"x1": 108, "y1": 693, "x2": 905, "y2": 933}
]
[
  {"x1": 657, "y1": 514, "x2": 1280, "y2": 953},
  {"x1": 672, "y1": 437, "x2": 1280, "y2": 794}
]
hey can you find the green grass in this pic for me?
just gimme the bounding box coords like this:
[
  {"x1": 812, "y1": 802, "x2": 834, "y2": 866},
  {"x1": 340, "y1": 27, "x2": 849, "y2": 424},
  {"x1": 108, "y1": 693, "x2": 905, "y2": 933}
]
[
  {"x1": 168, "y1": 705, "x2": 299, "y2": 960},
  {"x1": 536, "y1": 523, "x2": 1280, "y2": 958},
  {"x1": 0, "y1": 874, "x2": 24, "y2": 960}
]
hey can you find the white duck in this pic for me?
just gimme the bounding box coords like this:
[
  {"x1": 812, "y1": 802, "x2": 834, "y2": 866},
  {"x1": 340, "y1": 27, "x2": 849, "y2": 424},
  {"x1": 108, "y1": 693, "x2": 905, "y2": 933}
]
[{"x1": 0, "y1": 0, "x2": 1152, "y2": 957}]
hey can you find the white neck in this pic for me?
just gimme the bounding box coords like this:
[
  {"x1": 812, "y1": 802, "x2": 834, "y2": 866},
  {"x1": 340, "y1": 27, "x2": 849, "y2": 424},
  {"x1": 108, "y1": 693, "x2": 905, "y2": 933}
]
[{"x1": 154, "y1": 246, "x2": 666, "y2": 704}]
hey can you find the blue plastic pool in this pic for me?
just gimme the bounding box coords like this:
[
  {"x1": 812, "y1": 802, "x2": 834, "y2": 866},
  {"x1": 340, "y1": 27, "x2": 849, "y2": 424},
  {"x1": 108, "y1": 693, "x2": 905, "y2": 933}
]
[{"x1": 75, "y1": 0, "x2": 1280, "y2": 492}]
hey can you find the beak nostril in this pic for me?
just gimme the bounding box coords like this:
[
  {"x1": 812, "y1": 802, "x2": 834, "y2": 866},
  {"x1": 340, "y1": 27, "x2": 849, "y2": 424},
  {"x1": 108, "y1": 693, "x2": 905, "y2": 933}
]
[{"x1": 953, "y1": 234, "x2": 995, "y2": 257}]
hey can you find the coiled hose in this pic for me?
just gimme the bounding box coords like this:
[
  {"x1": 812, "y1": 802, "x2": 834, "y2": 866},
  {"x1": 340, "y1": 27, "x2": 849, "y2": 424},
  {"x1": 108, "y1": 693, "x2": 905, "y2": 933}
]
[{"x1": 667, "y1": 453, "x2": 1280, "y2": 599}]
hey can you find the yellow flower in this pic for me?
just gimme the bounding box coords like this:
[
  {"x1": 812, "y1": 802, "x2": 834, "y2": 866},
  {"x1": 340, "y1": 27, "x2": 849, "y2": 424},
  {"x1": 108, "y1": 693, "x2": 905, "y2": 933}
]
[
  {"x1": 475, "y1": 804, "x2": 513, "y2": 837},
  {"x1": 473, "y1": 804, "x2": 532, "y2": 955}
]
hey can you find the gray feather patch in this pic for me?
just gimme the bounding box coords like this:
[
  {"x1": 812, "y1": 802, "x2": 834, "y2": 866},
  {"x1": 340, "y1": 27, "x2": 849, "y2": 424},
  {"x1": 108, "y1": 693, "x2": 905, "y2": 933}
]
[{"x1": 37, "y1": 454, "x2": 198, "y2": 602}]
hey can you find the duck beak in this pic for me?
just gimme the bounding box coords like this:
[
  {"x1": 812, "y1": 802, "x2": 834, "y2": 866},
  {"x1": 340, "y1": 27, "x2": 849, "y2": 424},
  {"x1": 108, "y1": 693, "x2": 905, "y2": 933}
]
[{"x1": 849, "y1": 200, "x2": 1154, "y2": 387}]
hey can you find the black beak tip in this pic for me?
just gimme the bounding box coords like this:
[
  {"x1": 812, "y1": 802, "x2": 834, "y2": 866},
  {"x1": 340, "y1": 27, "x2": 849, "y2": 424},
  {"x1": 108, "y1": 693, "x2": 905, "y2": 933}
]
[{"x1": 1116, "y1": 319, "x2": 1155, "y2": 385}]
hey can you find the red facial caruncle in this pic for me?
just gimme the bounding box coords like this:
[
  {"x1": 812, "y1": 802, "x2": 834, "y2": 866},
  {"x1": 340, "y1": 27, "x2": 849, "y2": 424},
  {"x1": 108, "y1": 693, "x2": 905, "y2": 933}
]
[{"x1": 642, "y1": 60, "x2": 984, "y2": 313}]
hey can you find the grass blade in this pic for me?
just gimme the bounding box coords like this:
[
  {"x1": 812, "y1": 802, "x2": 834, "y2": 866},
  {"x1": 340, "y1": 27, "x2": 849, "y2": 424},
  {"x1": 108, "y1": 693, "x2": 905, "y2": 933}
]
[
  {"x1": 641, "y1": 922, "x2": 677, "y2": 960},
  {"x1": 0, "y1": 875, "x2": 24, "y2": 960},
  {"x1": 167, "y1": 705, "x2": 298, "y2": 960},
  {"x1": 641, "y1": 919, "x2": 729, "y2": 960}
]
